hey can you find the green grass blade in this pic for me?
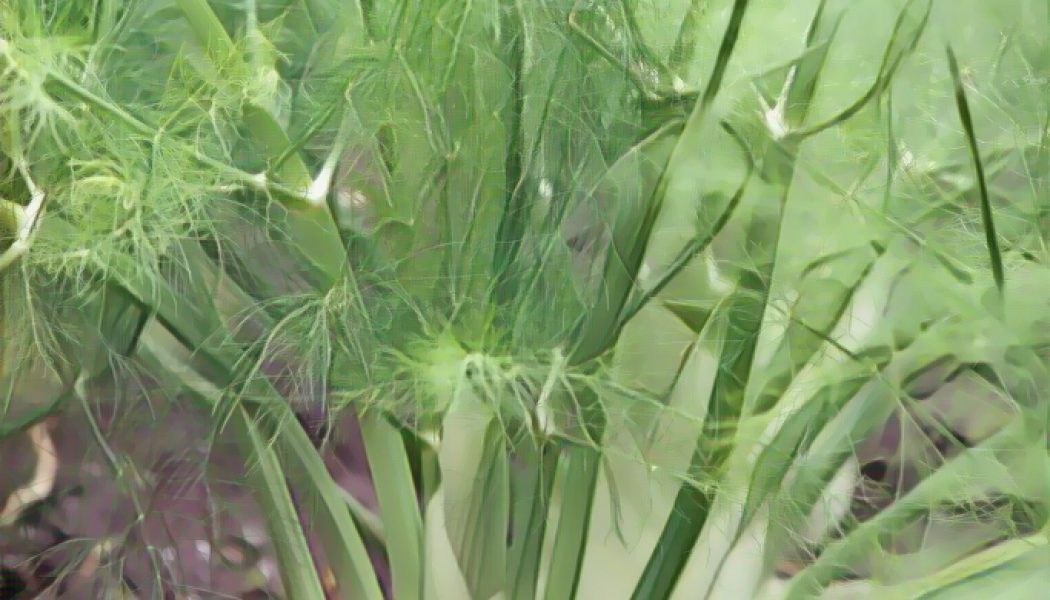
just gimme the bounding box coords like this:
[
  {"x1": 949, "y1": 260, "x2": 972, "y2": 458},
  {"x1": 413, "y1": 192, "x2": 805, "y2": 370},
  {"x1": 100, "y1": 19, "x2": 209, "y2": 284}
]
[
  {"x1": 698, "y1": 0, "x2": 750, "y2": 109},
  {"x1": 301, "y1": 0, "x2": 367, "y2": 36},
  {"x1": 947, "y1": 45, "x2": 1005, "y2": 294},
  {"x1": 788, "y1": 0, "x2": 933, "y2": 139},
  {"x1": 780, "y1": 0, "x2": 842, "y2": 127}
]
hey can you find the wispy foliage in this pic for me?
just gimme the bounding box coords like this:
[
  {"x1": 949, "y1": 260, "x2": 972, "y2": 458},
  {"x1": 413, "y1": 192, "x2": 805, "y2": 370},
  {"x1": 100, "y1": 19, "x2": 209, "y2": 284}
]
[{"x1": 2, "y1": 0, "x2": 1050, "y2": 598}]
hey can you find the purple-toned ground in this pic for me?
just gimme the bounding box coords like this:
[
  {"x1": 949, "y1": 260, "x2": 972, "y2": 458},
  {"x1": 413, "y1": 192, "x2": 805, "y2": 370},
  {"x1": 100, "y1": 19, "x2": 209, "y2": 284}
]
[{"x1": 0, "y1": 381, "x2": 390, "y2": 599}]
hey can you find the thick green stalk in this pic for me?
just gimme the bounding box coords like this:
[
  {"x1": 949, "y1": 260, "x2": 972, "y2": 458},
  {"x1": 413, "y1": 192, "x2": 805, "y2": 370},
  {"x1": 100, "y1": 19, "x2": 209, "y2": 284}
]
[
  {"x1": 491, "y1": 0, "x2": 527, "y2": 307},
  {"x1": 232, "y1": 405, "x2": 329, "y2": 599},
  {"x1": 541, "y1": 446, "x2": 601, "y2": 600},
  {"x1": 507, "y1": 442, "x2": 558, "y2": 600},
  {"x1": 438, "y1": 369, "x2": 511, "y2": 599},
  {"x1": 360, "y1": 410, "x2": 424, "y2": 600}
]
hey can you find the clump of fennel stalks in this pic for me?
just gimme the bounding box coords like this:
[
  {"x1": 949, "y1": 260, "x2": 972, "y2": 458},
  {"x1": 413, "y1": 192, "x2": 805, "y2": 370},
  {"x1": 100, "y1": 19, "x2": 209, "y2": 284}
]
[{"x1": 2, "y1": 1, "x2": 1050, "y2": 599}]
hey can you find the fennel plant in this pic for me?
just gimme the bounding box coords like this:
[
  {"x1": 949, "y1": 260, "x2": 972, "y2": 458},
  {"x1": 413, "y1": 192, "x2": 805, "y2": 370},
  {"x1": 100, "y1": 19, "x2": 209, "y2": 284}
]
[{"x1": 2, "y1": 0, "x2": 1050, "y2": 598}]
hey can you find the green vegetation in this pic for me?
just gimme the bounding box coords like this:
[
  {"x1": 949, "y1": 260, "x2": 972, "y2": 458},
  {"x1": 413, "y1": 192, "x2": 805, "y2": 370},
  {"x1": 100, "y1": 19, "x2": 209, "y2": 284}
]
[{"x1": 2, "y1": 0, "x2": 1049, "y2": 597}]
